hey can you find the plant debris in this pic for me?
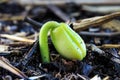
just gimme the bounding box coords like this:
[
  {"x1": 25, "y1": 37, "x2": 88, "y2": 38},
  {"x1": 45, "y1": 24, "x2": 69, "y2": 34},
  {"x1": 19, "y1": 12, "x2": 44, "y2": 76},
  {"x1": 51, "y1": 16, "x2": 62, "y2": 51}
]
[{"x1": 0, "y1": 1, "x2": 120, "y2": 80}]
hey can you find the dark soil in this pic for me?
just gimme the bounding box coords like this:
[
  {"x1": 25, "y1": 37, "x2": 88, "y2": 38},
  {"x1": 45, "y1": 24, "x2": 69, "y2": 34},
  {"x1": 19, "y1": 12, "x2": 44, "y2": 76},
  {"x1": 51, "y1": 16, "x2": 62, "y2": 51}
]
[{"x1": 0, "y1": 2, "x2": 120, "y2": 80}]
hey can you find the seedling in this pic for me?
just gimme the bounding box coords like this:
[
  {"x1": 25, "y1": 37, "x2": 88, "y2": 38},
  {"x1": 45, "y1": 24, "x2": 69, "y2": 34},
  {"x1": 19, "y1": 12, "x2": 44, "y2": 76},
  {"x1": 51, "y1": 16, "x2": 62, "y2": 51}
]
[{"x1": 39, "y1": 21, "x2": 86, "y2": 63}]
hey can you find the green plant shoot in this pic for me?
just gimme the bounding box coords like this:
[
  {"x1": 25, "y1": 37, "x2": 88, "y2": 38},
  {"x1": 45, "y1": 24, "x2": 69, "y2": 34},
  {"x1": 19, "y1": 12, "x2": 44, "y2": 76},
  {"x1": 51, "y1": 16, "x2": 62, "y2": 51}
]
[{"x1": 39, "y1": 21, "x2": 86, "y2": 63}]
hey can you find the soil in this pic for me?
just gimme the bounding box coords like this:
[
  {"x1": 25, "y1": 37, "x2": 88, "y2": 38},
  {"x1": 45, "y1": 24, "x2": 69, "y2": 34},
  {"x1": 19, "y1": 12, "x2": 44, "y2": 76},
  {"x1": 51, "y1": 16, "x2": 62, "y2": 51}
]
[{"x1": 0, "y1": 2, "x2": 120, "y2": 80}]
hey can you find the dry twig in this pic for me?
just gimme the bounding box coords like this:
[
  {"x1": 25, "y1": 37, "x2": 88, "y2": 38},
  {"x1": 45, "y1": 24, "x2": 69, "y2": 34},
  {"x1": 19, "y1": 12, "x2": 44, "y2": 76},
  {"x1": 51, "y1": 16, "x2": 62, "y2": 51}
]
[
  {"x1": 79, "y1": 31, "x2": 120, "y2": 37},
  {"x1": 83, "y1": 5, "x2": 120, "y2": 13},
  {"x1": 87, "y1": 44, "x2": 105, "y2": 54},
  {"x1": 102, "y1": 19, "x2": 120, "y2": 31},
  {"x1": 0, "y1": 0, "x2": 9, "y2": 3},
  {"x1": 0, "y1": 45, "x2": 9, "y2": 52},
  {"x1": 0, "y1": 14, "x2": 25, "y2": 21},
  {"x1": 47, "y1": 5, "x2": 75, "y2": 22},
  {"x1": 99, "y1": 44, "x2": 120, "y2": 48},
  {"x1": 103, "y1": 76, "x2": 109, "y2": 80},
  {"x1": 0, "y1": 14, "x2": 32, "y2": 21},
  {"x1": 13, "y1": 0, "x2": 120, "y2": 5},
  {"x1": 1, "y1": 34, "x2": 35, "y2": 43},
  {"x1": 73, "y1": 12, "x2": 120, "y2": 31},
  {"x1": 0, "y1": 57, "x2": 28, "y2": 79}
]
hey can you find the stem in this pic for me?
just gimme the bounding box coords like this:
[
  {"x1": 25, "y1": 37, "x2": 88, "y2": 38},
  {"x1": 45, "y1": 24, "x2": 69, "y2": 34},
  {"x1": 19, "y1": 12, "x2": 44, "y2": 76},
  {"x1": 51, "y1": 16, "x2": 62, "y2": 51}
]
[{"x1": 39, "y1": 21, "x2": 59, "y2": 63}]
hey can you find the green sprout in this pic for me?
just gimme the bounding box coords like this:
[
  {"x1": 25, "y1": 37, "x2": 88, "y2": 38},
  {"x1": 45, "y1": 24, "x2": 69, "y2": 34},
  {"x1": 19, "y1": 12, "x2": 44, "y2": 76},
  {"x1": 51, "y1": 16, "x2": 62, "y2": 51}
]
[{"x1": 39, "y1": 21, "x2": 86, "y2": 63}]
